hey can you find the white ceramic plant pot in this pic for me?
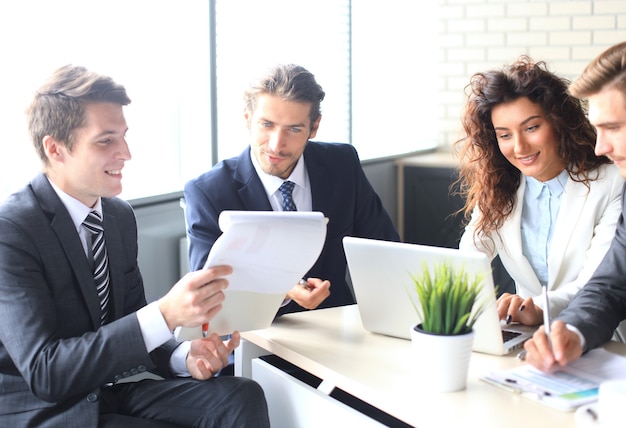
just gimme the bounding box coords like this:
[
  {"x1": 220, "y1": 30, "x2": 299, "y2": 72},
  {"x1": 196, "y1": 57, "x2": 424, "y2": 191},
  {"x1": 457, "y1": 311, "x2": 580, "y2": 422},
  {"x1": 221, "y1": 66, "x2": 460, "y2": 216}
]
[{"x1": 410, "y1": 324, "x2": 475, "y2": 392}]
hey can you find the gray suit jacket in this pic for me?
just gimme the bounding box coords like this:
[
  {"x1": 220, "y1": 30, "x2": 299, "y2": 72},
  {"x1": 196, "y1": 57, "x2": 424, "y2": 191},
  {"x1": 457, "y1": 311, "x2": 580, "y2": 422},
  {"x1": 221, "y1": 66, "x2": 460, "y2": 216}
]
[
  {"x1": 558, "y1": 183, "x2": 626, "y2": 350},
  {"x1": 0, "y1": 174, "x2": 178, "y2": 427}
]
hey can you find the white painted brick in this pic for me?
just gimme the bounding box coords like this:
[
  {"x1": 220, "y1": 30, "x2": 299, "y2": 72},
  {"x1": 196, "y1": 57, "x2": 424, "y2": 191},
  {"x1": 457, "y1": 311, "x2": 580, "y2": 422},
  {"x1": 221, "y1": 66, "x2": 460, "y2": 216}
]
[
  {"x1": 446, "y1": 18, "x2": 486, "y2": 33},
  {"x1": 446, "y1": 104, "x2": 465, "y2": 120},
  {"x1": 549, "y1": 60, "x2": 594, "y2": 77},
  {"x1": 549, "y1": 2, "x2": 592, "y2": 16},
  {"x1": 436, "y1": 19, "x2": 447, "y2": 34},
  {"x1": 435, "y1": 48, "x2": 446, "y2": 63},
  {"x1": 440, "y1": 4, "x2": 464, "y2": 19},
  {"x1": 594, "y1": 1, "x2": 626, "y2": 15},
  {"x1": 549, "y1": 31, "x2": 592, "y2": 45},
  {"x1": 465, "y1": 4, "x2": 505, "y2": 18},
  {"x1": 439, "y1": 118, "x2": 464, "y2": 134},
  {"x1": 465, "y1": 33, "x2": 505, "y2": 47},
  {"x1": 487, "y1": 17, "x2": 527, "y2": 32},
  {"x1": 573, "y1": 15, "x2": 615, "y2": 30},
  {"x1": 446, "y1": 0, "x2": 489, "y2": 4},
  {"x1": 447, "y1": 76, "x2": 472, "y2": 92},
  {"x1": 594, "y1": 31, "x2": 626, "y2": 44},
  {"x1": 528, "y1": 46, "x2": 571, "y2": 61},
  {"x1": 439, "y1": 33, "x2": 466, "y2": 47},
  {"x1": 507, "y1": 31, "x2": 548, "y2": 46},
  {"x1": 487, "y1": 48, "x2": 530, "y2": 63},
  {"x1": 572, "y1": 46, "x2": 612, "y2": 61},
  {"x1": 447, "y1": 47, "x2": 486, "y2": 62},
  {"x1": 435, "y1": 104, "x2": 446, "y2": 118},
  {"x1": 529, "y1": 17, "x2": 572, "y2": 31},
  {"x1": 437, "y1": 33, "x2": 465, "y2": 48},
  {"x1": 462, "y1": 61, "x2": 489, "y2": 77},
  {"x1": 436, "y1": 0, "x2": 626, "y2": 149},
  {"x1": 461, "y1": 0, "x2": 508, "y2": 3},
  {"x1": 507, "y1": 2, "x2": 548, "y2": 17},
  {"x1": 439, "y1": 62, "x2": 467, "y2": 77},
  {"x1": 439, "y1": 90, "x2": 467, "y2": 105}
]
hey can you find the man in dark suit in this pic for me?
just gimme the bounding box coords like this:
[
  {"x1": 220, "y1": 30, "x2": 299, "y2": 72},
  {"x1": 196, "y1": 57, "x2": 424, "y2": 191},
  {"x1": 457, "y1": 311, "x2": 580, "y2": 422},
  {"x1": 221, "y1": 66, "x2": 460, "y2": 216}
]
[
  {"x1": 184, "y1": 64, "x2": 400, "y2": 315},
  {"x1": 0, "y1": 65, "x2": 270, "y2": 427},
  {"x1": 524, "y1": 41, "x2": 626, "y2": 373}
]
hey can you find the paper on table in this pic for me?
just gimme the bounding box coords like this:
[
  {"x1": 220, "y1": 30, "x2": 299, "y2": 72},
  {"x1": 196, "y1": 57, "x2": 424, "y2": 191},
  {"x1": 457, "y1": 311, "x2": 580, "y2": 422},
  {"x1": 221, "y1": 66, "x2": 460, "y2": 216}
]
[
  {"x1": 481, "y1": 348, "x2": 626, "y2": 411},
  {"x1": 175, "y1": 210, "x2": 328, "y2": 340}
]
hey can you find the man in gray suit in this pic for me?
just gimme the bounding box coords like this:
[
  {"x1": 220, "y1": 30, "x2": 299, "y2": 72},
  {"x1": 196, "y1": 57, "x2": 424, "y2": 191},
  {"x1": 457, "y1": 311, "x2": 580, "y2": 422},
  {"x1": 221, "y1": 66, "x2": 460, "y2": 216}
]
[
  {"x1": 525, "y1": 41, "x2": 626, "y2": 373},
  {"x1": 0, "y1": 65, "x2": 270, "y2": 426}
]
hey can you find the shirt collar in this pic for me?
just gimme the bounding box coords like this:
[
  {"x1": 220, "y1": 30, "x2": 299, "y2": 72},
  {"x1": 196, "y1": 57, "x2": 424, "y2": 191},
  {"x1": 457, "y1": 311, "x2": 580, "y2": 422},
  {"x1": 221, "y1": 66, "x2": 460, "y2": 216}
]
[
  {"x1": 46, "y1": 176, "x2": 103, "y2": 231},
  {"x1": 525, "y1": 169, "x2": 569, "y2": 199},
  {"x1": 250, "y1": 148, "x2": 307, "y2": 195}
]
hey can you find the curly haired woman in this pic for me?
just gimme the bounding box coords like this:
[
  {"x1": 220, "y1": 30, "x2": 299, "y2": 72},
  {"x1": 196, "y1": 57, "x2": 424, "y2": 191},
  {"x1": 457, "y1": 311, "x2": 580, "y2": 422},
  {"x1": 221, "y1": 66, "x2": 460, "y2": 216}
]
[{"x1": 456, "y1": 56, "x2": 624, "y2": 334}]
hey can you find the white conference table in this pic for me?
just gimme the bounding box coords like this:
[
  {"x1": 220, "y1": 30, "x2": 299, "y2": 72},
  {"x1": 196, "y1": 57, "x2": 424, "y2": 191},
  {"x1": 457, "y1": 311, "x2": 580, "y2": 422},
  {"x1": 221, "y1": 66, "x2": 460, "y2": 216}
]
[{"x1": 235, "y1": 304, "x2": 624, "y2": 427}]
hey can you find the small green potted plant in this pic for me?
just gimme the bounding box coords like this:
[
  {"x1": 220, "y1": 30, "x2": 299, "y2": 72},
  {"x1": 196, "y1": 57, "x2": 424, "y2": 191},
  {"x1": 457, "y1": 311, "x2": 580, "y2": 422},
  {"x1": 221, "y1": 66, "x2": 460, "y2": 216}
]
[
  {"x1": 407, "y1": 261, "x2": 488, "y2": 392},
  {"x1": 409, "y1": 261, "x2": 487, "y2": 336}
]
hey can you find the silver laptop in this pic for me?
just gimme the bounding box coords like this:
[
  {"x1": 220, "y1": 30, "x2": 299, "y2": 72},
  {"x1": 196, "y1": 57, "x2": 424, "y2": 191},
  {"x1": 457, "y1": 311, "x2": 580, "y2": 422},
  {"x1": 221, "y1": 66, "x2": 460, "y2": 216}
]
[{"x1": 343, "y1": 236, "x2": 536, "y2": 356}]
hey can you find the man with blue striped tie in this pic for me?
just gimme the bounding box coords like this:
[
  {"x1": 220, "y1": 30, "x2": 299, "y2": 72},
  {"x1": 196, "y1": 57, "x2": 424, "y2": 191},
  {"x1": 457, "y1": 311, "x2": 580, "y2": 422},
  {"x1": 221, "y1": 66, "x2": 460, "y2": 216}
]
[{"x1": 185, "y1": 64, "x2": 400, "y2": 316}]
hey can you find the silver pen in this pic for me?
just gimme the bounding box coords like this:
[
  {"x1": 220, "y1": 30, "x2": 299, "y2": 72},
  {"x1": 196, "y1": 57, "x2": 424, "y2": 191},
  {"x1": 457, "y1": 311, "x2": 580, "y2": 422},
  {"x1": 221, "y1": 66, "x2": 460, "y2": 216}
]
[
  {"x1": 542, "y1": 285, "x2": 552, "y2": 348},
  {"x1": 298, "y1": 279, "x2": 312, "y2": 291}
]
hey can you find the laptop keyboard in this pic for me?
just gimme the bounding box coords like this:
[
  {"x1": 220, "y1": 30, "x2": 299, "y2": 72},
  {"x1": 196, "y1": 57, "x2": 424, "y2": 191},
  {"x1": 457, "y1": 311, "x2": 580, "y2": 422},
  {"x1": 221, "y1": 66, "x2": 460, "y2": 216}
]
[{"x1": 502, "y1": 329, "x2": 522, "y2": 343}]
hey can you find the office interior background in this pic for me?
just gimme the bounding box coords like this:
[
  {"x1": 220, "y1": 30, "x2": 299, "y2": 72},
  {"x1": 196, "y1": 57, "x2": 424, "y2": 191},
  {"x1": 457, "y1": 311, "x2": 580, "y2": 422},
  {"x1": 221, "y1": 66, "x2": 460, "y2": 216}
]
[{"x1": 0, "y1": 0, "x2": 624, "y2": 301}]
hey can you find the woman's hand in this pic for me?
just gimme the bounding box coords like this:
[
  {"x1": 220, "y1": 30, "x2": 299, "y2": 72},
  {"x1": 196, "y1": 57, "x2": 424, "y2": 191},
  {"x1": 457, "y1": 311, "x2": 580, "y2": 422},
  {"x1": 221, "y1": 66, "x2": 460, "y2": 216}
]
[{"x1": 496, "y1": 293, "x2": 543, "y2": 326}]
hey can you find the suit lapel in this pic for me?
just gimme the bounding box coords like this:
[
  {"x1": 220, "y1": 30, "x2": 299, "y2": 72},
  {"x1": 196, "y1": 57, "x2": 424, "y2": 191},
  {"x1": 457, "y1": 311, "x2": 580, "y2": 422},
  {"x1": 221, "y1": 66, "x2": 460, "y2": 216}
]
[
  {"x1": 32, "y1": 174, "x2": 102, "y2": 329},
  {"x1": 234, "y1": 148, "x2": 274, "y2": 211},
  {"x1": 548, "y1": 176, "x2": 586, "y2": 286},
  {"x1": 233, "y1": 143, "x2": 333, "y2": 213},
  {"x1": 101, "y1": 202, "x2": 125, "y2": 321},
  {"x1": 303, "y1": 143, "x2": 333, "y2": 214},
  {"x1": 499, "y1": 178, "x2": 544, "y2": 291},
  {"x1": 499, "y1": 178, "x2": 525, "y2": 259}
]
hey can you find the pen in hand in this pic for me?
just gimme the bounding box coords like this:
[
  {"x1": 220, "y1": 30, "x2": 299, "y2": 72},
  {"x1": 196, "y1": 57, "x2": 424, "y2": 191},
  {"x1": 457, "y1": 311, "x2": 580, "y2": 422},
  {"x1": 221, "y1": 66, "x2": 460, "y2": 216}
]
[
  {"x1": 542, "y1": 285, "x2": 552, "y2": 348},
  {"x1": 298, "y1": 279, "x2": 312, "y2": 291}
]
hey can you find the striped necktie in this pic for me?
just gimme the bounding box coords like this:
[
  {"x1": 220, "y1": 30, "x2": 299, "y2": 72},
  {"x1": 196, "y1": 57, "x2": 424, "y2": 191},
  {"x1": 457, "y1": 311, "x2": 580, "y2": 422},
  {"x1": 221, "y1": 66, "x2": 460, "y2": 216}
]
[
  {"x1": 83, "y1": 210, "x2": 111, "y2": 325},
  {"x1": 278, "y1": 181, "x2": 297, "y2": 211}
]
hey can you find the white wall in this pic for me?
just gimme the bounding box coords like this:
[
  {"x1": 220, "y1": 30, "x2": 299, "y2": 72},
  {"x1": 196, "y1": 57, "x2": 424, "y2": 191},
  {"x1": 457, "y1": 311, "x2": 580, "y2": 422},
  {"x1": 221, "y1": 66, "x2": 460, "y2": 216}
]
[{"x1": 437, "y1": 0, "x2": 626, "y2": 147}]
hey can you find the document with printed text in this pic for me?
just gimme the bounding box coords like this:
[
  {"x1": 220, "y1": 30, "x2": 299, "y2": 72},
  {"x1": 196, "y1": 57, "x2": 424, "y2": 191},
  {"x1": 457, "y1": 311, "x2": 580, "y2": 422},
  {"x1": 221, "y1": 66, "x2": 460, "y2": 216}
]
[
  {"x1": 481, "y1": 348, "x2": 626, "y2": 411},
  {"x1": 175, "y1": 210, "x2": 327, "y2": 339}
]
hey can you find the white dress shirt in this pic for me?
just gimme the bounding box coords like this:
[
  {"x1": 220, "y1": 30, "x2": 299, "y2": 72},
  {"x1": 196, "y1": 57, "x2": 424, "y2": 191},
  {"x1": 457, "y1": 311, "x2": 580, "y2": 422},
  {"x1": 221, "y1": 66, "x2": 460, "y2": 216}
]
[
  {"x1": 47, "y1": 178, "x2": 190, "y2": 375},
  {"x1": 250, "y1": 149, "x2": 313, "y2": 211}
]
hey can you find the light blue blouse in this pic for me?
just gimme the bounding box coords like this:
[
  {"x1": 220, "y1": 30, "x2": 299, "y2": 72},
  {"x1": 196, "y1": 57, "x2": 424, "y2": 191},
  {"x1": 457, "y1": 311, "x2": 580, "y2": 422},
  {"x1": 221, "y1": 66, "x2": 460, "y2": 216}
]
[{"x1": 520, "y1": 169, "x2": 569, "y2": 286}]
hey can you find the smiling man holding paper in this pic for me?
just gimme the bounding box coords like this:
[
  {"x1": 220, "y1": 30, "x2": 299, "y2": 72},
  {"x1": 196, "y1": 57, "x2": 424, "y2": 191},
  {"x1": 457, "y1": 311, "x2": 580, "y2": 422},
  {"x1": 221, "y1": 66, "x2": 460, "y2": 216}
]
[{"x1": 0, "y1": 65, "x2": 269, "y2": 427}]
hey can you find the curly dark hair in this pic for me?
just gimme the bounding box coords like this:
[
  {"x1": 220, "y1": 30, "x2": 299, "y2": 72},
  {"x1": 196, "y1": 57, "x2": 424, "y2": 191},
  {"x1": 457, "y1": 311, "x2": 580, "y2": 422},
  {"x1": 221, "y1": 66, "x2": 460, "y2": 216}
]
[{"x1": 454, "y1": 56, "x2": 609, "y2": 242}]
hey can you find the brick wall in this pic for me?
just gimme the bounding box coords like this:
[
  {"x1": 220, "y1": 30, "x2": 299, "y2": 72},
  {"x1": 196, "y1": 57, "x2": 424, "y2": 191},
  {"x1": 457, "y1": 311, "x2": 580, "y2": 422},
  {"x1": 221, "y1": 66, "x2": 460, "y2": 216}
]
[{"x1": 437, "y1": 0, "x2": 626, "y2": 148}]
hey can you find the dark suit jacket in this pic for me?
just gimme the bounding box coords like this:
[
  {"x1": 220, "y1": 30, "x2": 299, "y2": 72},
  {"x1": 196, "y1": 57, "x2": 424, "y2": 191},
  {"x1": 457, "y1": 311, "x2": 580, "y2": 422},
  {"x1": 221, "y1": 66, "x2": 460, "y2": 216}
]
[
  {"x1": 0, "y1": 174, "x2": 179, "y2": 427},
  {"x1": 558, "y1": 183, "x2": 626, "y2": 350},
  {"x1": 184, "y1": 141, "x2": 400, "y2": 314}
]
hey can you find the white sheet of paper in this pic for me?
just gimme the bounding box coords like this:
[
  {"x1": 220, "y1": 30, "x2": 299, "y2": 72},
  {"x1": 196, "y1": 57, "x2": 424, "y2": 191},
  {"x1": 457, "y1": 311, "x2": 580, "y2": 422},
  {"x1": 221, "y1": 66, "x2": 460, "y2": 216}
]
[
  {"x1": 482, "y1": 348, "x2": 626, "y2": 411},
  {"x1": 205, "y1": 211, "x2": 327, "y2": 293},
  {"x1": 175, "y1": 210, "x2": 327, "y2": 339}
]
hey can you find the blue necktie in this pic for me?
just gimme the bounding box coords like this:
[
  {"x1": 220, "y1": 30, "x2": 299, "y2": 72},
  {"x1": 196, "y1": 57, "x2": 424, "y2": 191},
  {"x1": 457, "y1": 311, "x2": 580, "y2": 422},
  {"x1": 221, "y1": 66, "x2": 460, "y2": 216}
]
[
  {"x1": 83, "y1": 211, "x2": 111, "y2": 325},
  {"x1": 278, "y1": 181, "x2": 297, "y2": 211}
]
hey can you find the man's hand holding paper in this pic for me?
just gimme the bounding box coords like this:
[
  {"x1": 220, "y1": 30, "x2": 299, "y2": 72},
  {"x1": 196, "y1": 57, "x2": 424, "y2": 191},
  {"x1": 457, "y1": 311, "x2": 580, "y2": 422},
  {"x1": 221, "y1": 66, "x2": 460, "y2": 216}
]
[{"x1": 175, "y1": 211, "x2": 328, "y2": 340}]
